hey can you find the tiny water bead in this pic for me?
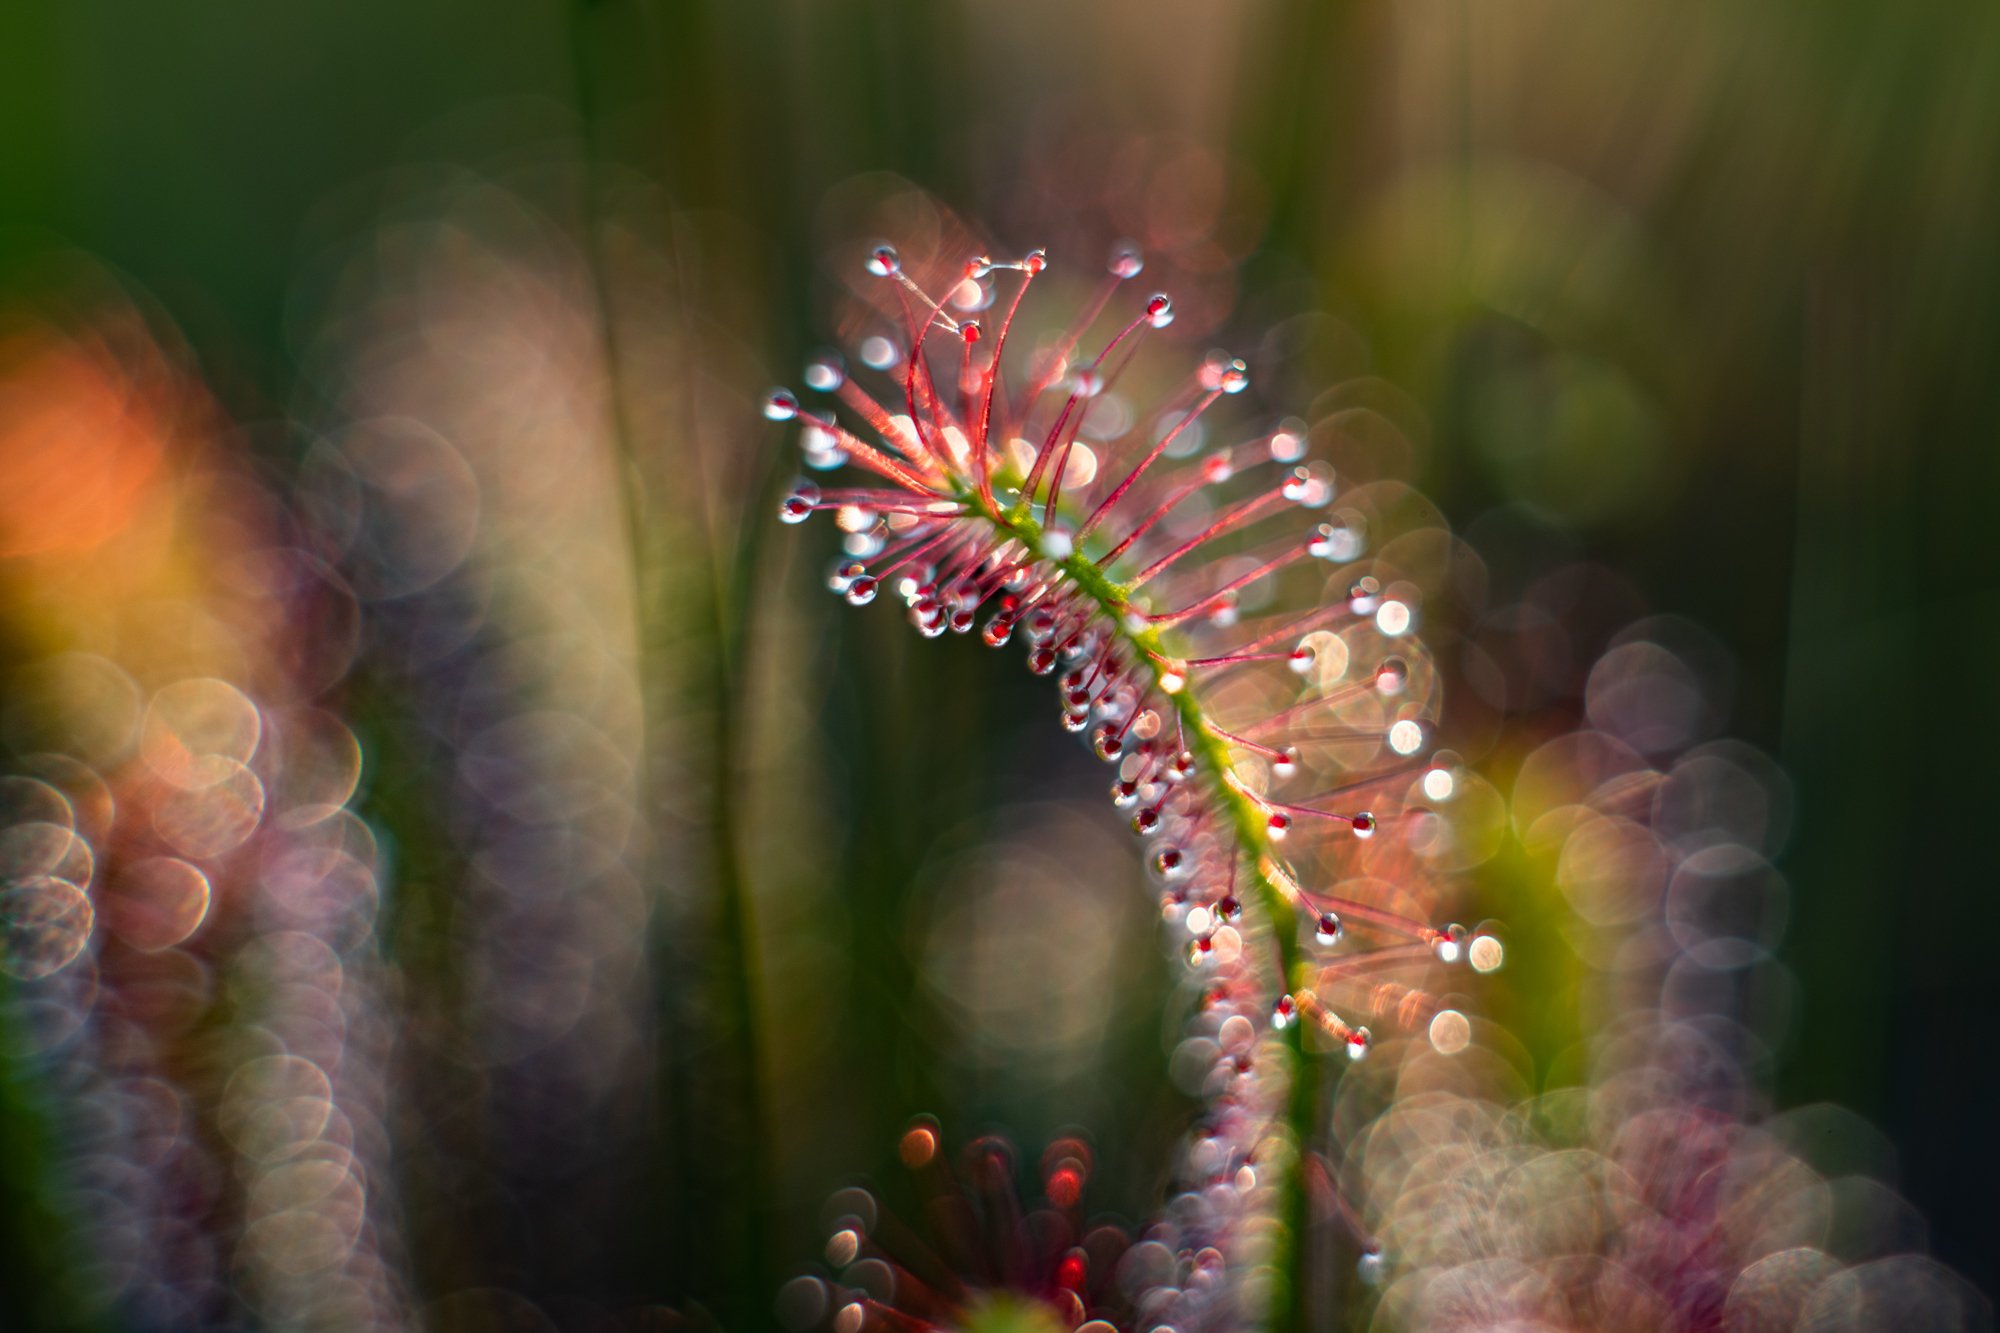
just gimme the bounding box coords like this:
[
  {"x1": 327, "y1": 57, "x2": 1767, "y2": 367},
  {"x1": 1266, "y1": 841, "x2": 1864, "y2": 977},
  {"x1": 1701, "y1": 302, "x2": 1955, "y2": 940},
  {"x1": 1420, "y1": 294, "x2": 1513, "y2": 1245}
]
[
  {"x1": 1433, "y1": 922, "x2": 1469, "y2": 963},
  {"x1": 1271, "y1": 995, "x2": 1297, "y2": 1029},
  {"x1": 1145, "y1": 293, "x2": 1175, "y2": 328},
  {"x1": 764, "y1": 388, "x2": 800, "y2": 421},
  {"x1": 865, "y1": 244, "x2": 901, "y2": 277},
  {"x1": 1315, "y1": 912, "x2": 1343, "y2": 946},
  {"x1": 844, "y1": 576, "x2": 879, "y2": 606},
  {"x1": 825, "y1": 1226, "x2": 862, "y2": 1267},
  {"x1": 1357, "y1": 1244, "x2": 1387, "y2": 1286},
  {"x1": 1375, "y1": 657, "x2": 1408, "y2": 694},
  {"x1": 1467, "y1": 933, "x2": 1504, "y2": 973},
  {"x1": 1375, "y1": 599, "x2": 1413, "y2": 637},
  {"x1": 1200, "y1": 355, "x2": 1250, "y2": 394},
  {"x1": 1427, "y1": 1008, "x2": 1472, "y2": 1055},
  {"x1": 1270, "y1": 418, "x2": 1309, "y2": 463},
  {"x1": 1349, "y1": 812, "x2": 1377, "y2": 838},
  {"x1": 1387, "y1": 719, "x2": 1425, "y2": 757},
  {"x1": 804, "y1": 354, "x2": 845, "y2": 392},
  {"x1": 859, "y1": 335, "x2": 898, "y2": 370},
  {"x1": 1309, "y1": 517, "x2": 1364, "y2": 562},
  {"x1": 1109, "y1": 243, "x2": 1144, "y2": 279},
  {"x1": 1344, "y1": 1026, "x2": 1372, "y2": 1061},
  {"x1": 1267, "y1": 812, "x2": 1292, "y2": 840},
  {"x1": 779, "y1": 485, "x2": 819, "y2": 524}
]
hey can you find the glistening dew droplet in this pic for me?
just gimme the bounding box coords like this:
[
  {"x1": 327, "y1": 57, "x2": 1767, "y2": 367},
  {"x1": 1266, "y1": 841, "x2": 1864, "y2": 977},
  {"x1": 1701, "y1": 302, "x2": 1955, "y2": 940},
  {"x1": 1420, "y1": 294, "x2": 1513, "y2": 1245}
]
[
  {"x1": 780, "y1": 481, "x2": 820, "y2": 524},
  {"x1": 1375, "y1": 599, "x2": 1412, "y2": 637},
  {"x1": 1427, "y1": 1008, "x2": 1472, "y2": 1055},
  {"x1": 1468, "y1": 933, "x2": 1504, "y2": 973},
  {"x1": 804, "y1": 354, "x2": 845, "y2": 392}
]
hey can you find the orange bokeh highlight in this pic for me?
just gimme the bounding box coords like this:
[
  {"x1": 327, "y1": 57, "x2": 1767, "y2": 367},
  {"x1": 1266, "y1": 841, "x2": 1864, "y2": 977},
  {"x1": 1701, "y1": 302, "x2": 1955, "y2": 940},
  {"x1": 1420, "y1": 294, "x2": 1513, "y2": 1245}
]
[{"x1": 0, "y1": 324, "x2": 168, "y2": 558}]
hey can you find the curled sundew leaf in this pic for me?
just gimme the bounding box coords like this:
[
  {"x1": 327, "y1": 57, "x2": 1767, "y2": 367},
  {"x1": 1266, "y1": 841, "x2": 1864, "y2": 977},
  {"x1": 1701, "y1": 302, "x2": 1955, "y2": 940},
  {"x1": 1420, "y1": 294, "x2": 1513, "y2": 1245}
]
[{"x1": 771, "y1": 218, "x2": 1495, "y2": 1330}]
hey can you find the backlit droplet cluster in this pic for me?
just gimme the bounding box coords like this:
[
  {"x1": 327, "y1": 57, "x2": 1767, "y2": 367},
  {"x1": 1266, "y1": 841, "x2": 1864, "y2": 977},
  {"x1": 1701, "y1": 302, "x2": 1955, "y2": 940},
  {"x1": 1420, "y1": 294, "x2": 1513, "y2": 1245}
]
[{"x1": 772, "y1": 239, "x2": 1503, "y2": 1326}]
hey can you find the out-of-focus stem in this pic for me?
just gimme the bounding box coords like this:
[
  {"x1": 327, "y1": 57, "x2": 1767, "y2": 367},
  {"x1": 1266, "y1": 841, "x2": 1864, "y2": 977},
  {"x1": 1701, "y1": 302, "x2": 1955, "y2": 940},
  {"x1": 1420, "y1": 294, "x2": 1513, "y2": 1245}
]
[{"x1": 567, "y1": 1, "x2": 773, "y2": 1319}]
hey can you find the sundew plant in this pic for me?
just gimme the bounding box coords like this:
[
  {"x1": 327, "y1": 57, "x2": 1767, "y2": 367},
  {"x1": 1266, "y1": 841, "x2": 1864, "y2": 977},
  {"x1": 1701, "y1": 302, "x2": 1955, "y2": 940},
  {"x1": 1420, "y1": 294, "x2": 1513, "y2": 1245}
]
[
  {"x1": 768, "y1": 233, "x2": 1507, "y2": 1330},
  {"x1": 763, "y1": 230, "x2": 1992, "y2": 1332}
]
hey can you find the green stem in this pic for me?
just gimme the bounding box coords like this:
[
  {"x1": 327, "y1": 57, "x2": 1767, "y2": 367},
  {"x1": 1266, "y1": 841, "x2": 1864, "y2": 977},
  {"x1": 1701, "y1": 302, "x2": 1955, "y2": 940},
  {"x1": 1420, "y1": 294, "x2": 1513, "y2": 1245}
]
[{"x1": 967, "y1": 490, "x2": 1317, "y2": 1333}]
